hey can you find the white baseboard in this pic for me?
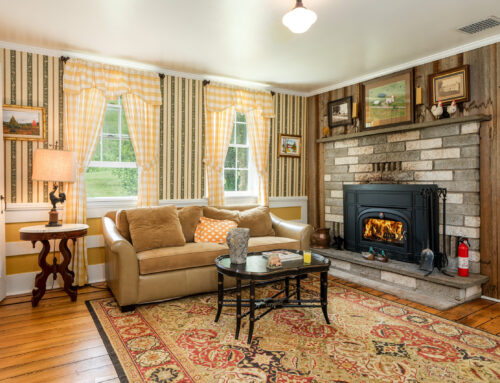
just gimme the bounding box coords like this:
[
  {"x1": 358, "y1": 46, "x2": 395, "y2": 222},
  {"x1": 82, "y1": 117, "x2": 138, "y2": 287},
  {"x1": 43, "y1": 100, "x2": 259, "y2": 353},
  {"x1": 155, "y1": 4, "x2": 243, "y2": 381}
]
[
  {"x1": 6, "y1": 263, "x2": 105, "y2": 296},
  {"x1": 481, "y1": 295, "x2": 500, "y2": 303}
]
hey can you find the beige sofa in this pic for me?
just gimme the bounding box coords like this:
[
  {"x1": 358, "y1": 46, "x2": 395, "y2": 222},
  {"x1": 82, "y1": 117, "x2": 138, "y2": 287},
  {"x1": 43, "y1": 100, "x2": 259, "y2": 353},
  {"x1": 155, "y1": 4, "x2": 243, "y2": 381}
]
[{"x1": 102, "y1": 205, "x2": 312, "y2": 310}]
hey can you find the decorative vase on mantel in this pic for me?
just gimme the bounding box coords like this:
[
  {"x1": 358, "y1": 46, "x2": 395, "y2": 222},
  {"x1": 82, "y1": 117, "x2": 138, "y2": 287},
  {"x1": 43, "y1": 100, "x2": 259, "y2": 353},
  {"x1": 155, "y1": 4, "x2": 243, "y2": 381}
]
[
  {"x1": 227, "y1": 228, "x2": 250, "y2": 264},
  {"x1": 311, "y1": 227, "x2": 331, "y2": 249}
]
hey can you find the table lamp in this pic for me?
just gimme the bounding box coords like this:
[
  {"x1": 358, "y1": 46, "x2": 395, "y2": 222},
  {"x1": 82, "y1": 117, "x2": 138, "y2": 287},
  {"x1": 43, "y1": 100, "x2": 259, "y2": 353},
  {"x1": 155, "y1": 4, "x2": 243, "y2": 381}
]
[{"x1": 32, "y1": 148, "x2": 76, "y2": 227}]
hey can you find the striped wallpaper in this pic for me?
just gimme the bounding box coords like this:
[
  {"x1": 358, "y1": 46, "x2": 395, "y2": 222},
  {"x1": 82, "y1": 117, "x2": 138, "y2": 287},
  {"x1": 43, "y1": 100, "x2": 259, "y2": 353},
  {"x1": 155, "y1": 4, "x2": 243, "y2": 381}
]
[
  {"x1": 159, "y1": 76, "x2": 205, "y2": 200},
  {"x1": 269, "y1": 93, "x2": 307, "y2": 197},
  {"x1": 2, "y1": 48, "x2": 307, "y2": 203},
  {"x1": 2, "y1": 49, "x2": 62, "y2": 204}
]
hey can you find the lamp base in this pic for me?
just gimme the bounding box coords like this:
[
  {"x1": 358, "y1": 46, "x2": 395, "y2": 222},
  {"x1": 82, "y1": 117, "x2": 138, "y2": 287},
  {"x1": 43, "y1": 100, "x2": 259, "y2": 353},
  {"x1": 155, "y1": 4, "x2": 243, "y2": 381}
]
[{"x1": 46, "y1": 208, "x2": 62, "y2": 227}]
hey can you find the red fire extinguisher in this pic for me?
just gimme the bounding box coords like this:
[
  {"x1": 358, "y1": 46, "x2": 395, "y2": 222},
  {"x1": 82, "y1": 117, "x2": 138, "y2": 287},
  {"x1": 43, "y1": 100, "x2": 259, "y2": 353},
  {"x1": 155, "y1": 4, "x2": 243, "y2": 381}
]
[{"x1": 457, "y1": 237, "x2": 470, "y2": 277}]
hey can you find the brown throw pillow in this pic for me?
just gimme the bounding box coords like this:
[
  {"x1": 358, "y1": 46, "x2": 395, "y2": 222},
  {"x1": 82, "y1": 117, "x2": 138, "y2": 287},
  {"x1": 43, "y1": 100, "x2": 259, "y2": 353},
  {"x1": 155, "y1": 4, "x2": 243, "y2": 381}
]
[
  {"x1": 115, "y1": 210, "x2": 131, "y2": 242},
  {"x1": 178, "y1": 205, "x2": 203, "y2": 242},
  {"x1": 238, "y1": 206, "x2": 275, "y2": 237},
  {"x1": 203, "y1": 206, "x2": 240, "y2": 223},
  {"x1": 126, "y1": 205, "x2": 186, "y2": 252}
]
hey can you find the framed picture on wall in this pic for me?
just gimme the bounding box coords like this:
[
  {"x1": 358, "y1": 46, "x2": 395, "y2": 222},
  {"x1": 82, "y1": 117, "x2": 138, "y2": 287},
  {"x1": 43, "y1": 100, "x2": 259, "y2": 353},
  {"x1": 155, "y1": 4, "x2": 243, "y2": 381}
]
[
  {"x1": 428, "y1": 65, "x2": 469, "y2": 105},
  {"x1": 362, "y1": 69, "x2": 414, "y2": 130},
  {"x1": 278, "y1": 134, "x2": 301, "y2": 157},
  {"x1": 2, "y1": 105, "x2": 46, "y2": 141},
  {"x1": 327, "y1": 96, "x2": 352, "y2": 128}
]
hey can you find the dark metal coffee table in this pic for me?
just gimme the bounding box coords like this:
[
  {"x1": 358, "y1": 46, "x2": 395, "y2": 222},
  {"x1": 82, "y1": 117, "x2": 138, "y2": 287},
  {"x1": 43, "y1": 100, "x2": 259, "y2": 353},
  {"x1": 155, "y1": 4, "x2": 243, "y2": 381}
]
[{"x1": 214, "y1": 251, "x2": 331, "y2": 343}]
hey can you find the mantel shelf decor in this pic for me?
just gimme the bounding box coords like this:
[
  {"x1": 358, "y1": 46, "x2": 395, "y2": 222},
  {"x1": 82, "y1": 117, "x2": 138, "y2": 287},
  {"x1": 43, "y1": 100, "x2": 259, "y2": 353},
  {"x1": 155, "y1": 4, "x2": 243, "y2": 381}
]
[{"x1": 316, "y1": 114, "x2": 491, "y2": 143}]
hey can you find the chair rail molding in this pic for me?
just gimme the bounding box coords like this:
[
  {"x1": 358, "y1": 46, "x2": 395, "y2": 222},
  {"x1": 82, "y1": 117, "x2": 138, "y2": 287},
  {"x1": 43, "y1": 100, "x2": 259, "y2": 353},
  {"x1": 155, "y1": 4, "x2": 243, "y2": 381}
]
[{"x1": 6, "y1": 196, "x2": 308, "y2": 223}]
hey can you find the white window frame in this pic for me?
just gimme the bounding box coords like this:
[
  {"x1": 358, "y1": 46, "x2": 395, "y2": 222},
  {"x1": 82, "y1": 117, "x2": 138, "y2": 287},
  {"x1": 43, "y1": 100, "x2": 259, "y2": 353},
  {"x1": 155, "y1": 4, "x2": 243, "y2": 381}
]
[
  {"x1": 87, "y1": 98, "x2": 137, "y2": 201},
  {"x1": 223, "y1": 112, "x2": 257, "y2": 198}
]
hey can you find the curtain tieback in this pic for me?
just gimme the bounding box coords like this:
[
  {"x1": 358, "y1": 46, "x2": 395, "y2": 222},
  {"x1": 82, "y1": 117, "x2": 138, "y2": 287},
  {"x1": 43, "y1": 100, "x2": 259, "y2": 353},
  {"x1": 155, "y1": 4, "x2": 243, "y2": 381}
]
[
  {"x1": 203, "y1": 159, "x2": 223, "y2": 173},
  {"x1": 258, "y1": 169, "x2": 268, "y2": 176},
  {"x1": 75, "y1": 164, "x2": 87, "y2": 175},
  {"x1": 140, "y1": 161, "x2": 158, "y2": 172}
]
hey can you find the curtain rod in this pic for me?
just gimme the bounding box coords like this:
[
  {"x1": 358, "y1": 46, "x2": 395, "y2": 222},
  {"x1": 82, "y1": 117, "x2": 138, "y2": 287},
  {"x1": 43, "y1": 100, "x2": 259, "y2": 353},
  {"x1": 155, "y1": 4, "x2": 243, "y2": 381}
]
[
  {"x1": 203, "y1": 79, "x2": 275, "y2": 96},
  {"x1": 59, "y1": 58, "x2": 273, "y2": 95},
  {"x1": 60, "y1": 56, "x2": 166, "y2": 80}
]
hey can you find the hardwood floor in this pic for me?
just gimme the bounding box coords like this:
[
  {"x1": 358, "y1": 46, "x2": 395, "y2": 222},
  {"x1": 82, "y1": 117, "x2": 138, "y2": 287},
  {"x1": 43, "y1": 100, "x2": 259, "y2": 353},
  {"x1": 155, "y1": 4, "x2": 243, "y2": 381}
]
[{"x1": 0, "y1": 277, "x2": 499, "y2": 382}]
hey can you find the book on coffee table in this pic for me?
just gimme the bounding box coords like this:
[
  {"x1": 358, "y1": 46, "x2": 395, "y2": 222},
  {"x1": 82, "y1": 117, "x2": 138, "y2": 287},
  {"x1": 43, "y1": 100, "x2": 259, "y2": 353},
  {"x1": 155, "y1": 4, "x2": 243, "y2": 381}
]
[{"x1": 262, "y1": 250, "x2": 303, "y2": 262}]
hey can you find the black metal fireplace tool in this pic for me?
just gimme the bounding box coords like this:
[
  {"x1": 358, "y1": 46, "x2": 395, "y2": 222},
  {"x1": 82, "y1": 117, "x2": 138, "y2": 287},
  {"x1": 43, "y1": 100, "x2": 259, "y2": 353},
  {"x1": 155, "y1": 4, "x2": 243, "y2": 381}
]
[{"x1": 419, "y1": 187, "x2": 452, "y2": 277}]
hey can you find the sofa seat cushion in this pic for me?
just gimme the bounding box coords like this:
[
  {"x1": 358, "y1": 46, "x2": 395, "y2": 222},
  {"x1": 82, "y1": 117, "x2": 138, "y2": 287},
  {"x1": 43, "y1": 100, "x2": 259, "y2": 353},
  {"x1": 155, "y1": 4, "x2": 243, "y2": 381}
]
[
  {"x1": 138, "y1": 242, "x2": 228, "y2": 275},
  {"x1": 247, "y1": 236, "x2": 301, "y2": 253}
]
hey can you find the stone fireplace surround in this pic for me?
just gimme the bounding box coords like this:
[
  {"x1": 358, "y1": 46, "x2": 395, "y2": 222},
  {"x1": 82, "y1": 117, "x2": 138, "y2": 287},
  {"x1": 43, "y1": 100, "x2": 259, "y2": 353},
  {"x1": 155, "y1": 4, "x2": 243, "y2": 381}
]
[
  {"x1": 316, "y1": 117, "x2": 491, "y2": 309},
  {"x1": 324, "y1": 119, "x2": 482, "y2": 273}
]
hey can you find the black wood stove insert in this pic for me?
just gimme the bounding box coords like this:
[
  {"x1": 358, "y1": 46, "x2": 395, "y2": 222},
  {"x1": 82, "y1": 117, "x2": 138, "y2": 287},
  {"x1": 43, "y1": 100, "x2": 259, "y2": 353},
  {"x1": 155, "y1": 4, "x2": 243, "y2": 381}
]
[{"x1": 343, "y1": 184, "x2": 439, "y2": 264}]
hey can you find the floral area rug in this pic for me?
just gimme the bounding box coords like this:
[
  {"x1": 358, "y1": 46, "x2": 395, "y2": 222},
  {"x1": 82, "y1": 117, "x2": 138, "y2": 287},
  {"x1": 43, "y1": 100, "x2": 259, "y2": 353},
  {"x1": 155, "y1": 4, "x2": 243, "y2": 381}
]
[{"x1": 87, "y1": 276, "x2": 500, "y2": 383}]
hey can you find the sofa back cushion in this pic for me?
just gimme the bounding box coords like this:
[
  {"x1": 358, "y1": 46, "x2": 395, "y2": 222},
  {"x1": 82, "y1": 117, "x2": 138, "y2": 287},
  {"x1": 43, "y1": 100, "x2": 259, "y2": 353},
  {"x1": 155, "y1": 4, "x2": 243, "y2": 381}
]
[
  {"x1": 178, "y1": 206, "x2": 203, "y2": 242},
  {"x1": 238, "y1": 206, "x2": 275, "y2": 237},
  {"x1": 194, "y1": 216, "x2": 238, "y2": 244},
  {"x1": 115, "y1": 210, "x2": 131, "y2": 242},
  {"x1": 203, "y1": 206, "x2": 240, "y2": 222},
  {"x1": 127, "y1": 205, "x2": 186, "y2": 252}
]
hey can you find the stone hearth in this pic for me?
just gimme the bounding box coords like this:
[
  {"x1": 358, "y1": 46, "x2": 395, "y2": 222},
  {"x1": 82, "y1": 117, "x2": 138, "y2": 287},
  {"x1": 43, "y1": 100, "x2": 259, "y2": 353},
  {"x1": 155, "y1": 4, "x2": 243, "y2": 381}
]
[{"x1": 315, "y1": 248, "x2": 489, "y2": 310}]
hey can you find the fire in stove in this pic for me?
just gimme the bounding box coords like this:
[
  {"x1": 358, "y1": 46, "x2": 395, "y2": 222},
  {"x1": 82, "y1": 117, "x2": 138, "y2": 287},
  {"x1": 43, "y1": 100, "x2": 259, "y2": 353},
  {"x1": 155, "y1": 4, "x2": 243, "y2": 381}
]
[{"x1": 363, "y1": 218, "x2": 404, "y2": 245}]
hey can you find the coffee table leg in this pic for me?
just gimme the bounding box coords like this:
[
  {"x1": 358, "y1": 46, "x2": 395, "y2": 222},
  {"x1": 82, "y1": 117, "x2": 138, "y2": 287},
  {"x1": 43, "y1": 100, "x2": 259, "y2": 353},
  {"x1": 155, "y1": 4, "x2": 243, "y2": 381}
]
[
  {"x1": 214, "y1": 272, "x2": 224, "y2": 322},
  {"x1": 320, "y1": 271, "x2": 330, "y2": 324},
  {"x1": 296, "y1": 275, "x2": 301, "y2": 305},
  {"x1": 247, "y1": 280, "x2": 255, "y2": 344},
  {"x1": 284, "y1": 277, "x2": 290, "y2": 302},
  {"x1": 235, "y1": 278, "x2": 242, "y2": 339}
]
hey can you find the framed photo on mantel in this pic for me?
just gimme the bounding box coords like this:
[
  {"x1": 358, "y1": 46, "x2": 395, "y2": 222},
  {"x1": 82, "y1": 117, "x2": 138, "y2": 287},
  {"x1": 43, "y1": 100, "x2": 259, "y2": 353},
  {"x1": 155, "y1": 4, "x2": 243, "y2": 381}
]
[
  {"x1": 428, "y1": 65, "x2": 469, "y2": 106},
  {"x1": 362, "y1": 69, "x2": 414, "y2": 130},
  {"x1": 327, "y1": 96, "x2": 352, "y2": 128}
]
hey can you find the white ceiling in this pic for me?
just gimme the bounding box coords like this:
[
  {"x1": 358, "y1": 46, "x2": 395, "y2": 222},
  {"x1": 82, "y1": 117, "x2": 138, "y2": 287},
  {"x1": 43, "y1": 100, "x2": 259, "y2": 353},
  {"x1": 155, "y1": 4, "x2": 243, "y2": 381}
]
[{"x1": 0, "y1": 0, "x2": 499, "y2": 95}]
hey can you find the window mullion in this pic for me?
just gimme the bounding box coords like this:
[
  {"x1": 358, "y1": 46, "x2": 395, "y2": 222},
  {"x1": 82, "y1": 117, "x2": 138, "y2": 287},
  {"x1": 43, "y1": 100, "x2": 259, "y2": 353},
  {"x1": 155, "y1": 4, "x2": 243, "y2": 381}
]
[{"x1": 118, "y1": 101, "x2": 122, "y2": 162}]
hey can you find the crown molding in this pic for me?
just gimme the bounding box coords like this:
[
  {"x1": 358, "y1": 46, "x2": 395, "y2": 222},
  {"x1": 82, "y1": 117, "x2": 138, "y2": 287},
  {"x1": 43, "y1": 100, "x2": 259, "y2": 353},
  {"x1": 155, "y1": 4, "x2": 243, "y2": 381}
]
[
  {"x1": 0, "y1": 40, "x2": 308, "y2": 97},
  {"x1": 306, "y1": 33, "x2": 500, "y2": 97},
  {"x1": 2, "y1": 33, "x2": 499, "y2": 99}
]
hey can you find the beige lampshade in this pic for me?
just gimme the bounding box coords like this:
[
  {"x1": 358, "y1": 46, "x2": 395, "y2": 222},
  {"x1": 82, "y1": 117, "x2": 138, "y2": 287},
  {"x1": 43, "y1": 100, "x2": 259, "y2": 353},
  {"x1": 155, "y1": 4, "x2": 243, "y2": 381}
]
[{"x1": 32, "y1": 149, "x2": 76, "y2": 182}]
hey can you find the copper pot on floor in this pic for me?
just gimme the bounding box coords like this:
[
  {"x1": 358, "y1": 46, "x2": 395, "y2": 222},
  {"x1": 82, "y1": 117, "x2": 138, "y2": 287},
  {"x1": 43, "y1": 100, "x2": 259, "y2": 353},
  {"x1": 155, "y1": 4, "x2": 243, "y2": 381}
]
[{"x1": 311, "y1": 227, "x2": 331, "y2": 249}]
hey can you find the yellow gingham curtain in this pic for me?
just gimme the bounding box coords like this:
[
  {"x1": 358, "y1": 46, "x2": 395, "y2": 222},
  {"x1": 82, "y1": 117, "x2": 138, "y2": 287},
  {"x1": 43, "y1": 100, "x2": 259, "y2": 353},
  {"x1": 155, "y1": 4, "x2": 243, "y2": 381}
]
[
  {"x1": 204, "y1": 85, "x2": 274, "y2": 117},
  {"x1": 204, "y1": 107, "x2": 235, "y2": 206},
  {"x1": 63, "y1": 59, "x2": 162, "y2": 106},
  {"x1": 247, "y1": 109, "x2": 270, "y2": 205},
  {"x1": 123, "y1": 94, "x2": 160, "y2": 207},
  {"x1": 63, "y1": 88, "x2": 107, "y2": 286},
  {"x1": 204, "y1": 84, "x2": 274, "y2": 206},
  {"x1": 63, "y1": 59, "x2": 161, "y2": 285}
]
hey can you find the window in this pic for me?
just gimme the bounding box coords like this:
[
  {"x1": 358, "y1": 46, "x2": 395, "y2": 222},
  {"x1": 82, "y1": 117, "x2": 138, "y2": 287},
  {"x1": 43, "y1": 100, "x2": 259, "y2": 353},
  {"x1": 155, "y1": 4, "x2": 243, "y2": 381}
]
[
  {"x1": 86, "y1": 97, "x2": 138, "y2": 198},
  {"x1": 223, "y1": 112, "x2": 255, "y2": 194}
]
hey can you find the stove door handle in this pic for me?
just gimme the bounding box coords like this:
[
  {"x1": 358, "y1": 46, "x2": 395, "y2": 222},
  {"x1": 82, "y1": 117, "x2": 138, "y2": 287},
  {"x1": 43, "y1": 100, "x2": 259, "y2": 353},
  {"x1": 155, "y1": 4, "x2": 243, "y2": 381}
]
[{"x1": 403, "y1": 230, "x2": 408, "y2": 240}]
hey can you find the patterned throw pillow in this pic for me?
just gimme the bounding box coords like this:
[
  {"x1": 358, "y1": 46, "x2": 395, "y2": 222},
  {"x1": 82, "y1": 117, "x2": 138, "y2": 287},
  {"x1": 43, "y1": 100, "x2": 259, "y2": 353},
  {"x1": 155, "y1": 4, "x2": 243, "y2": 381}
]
[{"x1": 194, "y1": 217, "x2": 238, "y2": 244}]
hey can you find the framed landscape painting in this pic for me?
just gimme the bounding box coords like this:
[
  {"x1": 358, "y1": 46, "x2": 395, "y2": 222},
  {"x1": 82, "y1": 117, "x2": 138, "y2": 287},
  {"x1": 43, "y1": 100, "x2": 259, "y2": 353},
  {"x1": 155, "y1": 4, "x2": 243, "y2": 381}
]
[
  {"x1": 2, "y1": 105, "x2": 46, "y2": 141},
  {"x1": 362, "y1": 69, "x2": 414, "y2": 130},
  {"x1": 278, "y1": 134, "x2": 301, "y2": 157},
  {"x1": 429, "y1": 65, "x2": 469, "y2": 105},
  {"x1": 328, "y1": 96, "x2": 352, "y2": 128}
]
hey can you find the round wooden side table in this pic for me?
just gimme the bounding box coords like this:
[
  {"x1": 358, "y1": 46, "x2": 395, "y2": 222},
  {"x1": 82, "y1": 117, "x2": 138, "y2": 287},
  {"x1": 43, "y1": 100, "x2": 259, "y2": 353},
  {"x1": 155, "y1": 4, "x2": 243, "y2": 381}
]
[{"x1": 19, "y1": 224, "x2": 89, "y2": 307}]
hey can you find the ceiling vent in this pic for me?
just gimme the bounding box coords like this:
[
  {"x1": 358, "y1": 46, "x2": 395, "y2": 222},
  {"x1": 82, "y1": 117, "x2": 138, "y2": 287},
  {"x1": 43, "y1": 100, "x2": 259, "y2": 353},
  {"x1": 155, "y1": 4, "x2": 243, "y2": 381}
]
[{"x1": 458, "y1": 16, "x2": 500, "y2": 34}]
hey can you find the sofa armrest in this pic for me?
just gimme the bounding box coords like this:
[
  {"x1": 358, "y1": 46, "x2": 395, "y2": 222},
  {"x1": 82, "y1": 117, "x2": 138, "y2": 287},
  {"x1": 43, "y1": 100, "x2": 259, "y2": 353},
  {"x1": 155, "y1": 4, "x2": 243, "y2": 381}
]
[
  {"x1": 102, "y1": 216, "x2": 139, "y2": 307},
  {"x1": 270, "y1": 213, "x2": 313, "y2": 250}
]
